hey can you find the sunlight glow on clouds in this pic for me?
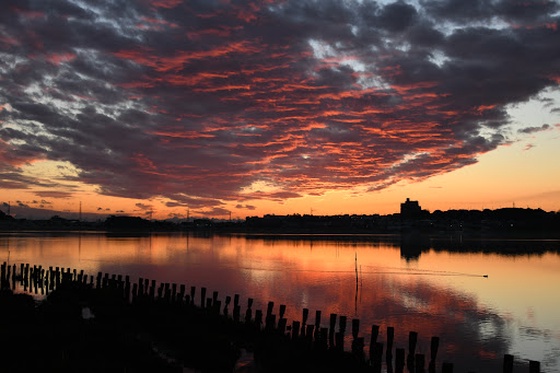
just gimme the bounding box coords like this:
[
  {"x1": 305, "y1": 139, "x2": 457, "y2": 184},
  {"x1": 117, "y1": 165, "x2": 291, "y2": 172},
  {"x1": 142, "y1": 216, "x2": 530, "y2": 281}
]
[{"x1": 0, "y1": 0, "x2": 559, "y2": 217}]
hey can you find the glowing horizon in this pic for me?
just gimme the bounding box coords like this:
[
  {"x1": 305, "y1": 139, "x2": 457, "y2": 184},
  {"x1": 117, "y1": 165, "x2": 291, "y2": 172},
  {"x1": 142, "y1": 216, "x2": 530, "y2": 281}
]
[{"x1": 1, "y1": 0, "x2": 560, "y2": 219}]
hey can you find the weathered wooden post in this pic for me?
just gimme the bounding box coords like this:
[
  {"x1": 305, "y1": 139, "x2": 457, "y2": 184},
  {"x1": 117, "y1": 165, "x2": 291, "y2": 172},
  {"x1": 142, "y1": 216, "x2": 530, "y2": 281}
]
[
  {"x1": 301, "y1": 308, "x2": 309, "y2": 337},
  {"x1": 429, "y1": 336, "x2": 439, "y2": 373},
  {"x1": 329, "y1": 313, "x2": 337, "y2": 348},
  {"x1": 254, "y1": 309, "x2": 263, "y2": 330},
  {"x1": 407, "y1": 331, "x2": 418, "y2": 371},
  {"x1": 245, "y1": 298, "x2": 253, "y2": 323},
  {"x1": 265, "y1": 313, "x2": 276, "y2": 331},
  {"x1": 224, "y1": 295, "x2": 231, "y2": 316},
  {"x1": 292, "y1": 321, "x2": 301, "y2": 340},
  {"x1": 157, "y1": 283, "x2": 164, "y2": 300},
  {"x1": 233, "y1": 303, "x2": 241, "y2": 322},
  {"x1": 233, "y1": 294, "x2": 240, "y2": 321},
  {"x1": 149, "y1": 280, "x2": 156, "y2": 300},
  {"x1": 132, "y1": 283, "x2": 138, "y2": 303},
  {"x1": 171, "y1": 283, "x2": 177, "y2": 303},
  {"x1": 164, "y1": 283, "x2": 171, "y2": 302},
  {"x1": 395, "y1": 347, "x2": 405, "y2": 373},
  {"x1": 266, "y1": 301, "x2": 274, "y2": 319},
  {"x1": 503, "y1": 354, "x2": 514, "y2": 373},
  {"x1": 318, "y1": 327, "x2": 329, "y2": 351},
  {"x1": 441, "y1": 362, "x2": 453, "y2": 373},
  {"x1": 179, "y1": 284, "x2": 185, "y2": 304},
  {"x1": 279, "y1": 304, "x2": 286, "y2": 319},
  {"x1": 369, "y1": 324, "x2": 380, "y2": 363},
  {"x1": 314, "y1": 310, "x2": 322, "y2": 340},
  {"x1": 387, "y1": 326, "x2": 395, "y2": 371},
  {"x1": 372, "y1": 342, "x2": 383, "y2": 373},
  {"x1": 529, "y1": 360, "x2": 540, "y2": 373},
  {"x1": 277, "y1": 317, "x2": 287, "y2": 335},
  {"x1": 351, "y1": 319, "x2": 365, "y2": 361},
  {"x1": 124, "y1": 276, "x2": 131, "y2": 302},
  {"x1": 213, "y1": 299, "x2": 222, "y2": 315},
  {"x1": 334, "y1": 315, "x2": 347, "y2": 351},
  {"x1": 200, "y1": 287, "x2": 207, "y2": 308},
  {"x1": 415, "y1": 353, "x2": 425, "y2": 373},
  {"x1": 190, "y1": 286, "x2": 196, "y2": 305}
]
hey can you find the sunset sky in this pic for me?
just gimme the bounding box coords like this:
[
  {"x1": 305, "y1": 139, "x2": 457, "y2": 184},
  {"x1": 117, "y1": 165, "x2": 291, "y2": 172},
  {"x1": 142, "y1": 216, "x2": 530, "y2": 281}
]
[{"x1": 1, "y1": 0, "x2": 560, "y2": 220}]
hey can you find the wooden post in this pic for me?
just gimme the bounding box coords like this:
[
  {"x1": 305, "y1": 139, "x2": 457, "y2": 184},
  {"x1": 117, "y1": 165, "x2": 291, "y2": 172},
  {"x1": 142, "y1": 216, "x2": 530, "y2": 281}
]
[
  {"x1": 415, "y1": 354, "x2": 425, "y2": 373},
  {"x1": 352, "y1": 318, "x2": 360, "y2": 339},
  {"x1": 265, "y1": 314, "x2": 276, "y2": 331},
  {"x1": 279, "y1": 304, "x2": 286, "y2": 319},
  {"x1": 329, "y1": 313, "x2": 337, "y2": 348},
  {"x1": 429, "y1": 336, "x2": 439, "y2": 373},
  {"x1": 503, "y1": 354, "x2": 514, "y2": 373},
  {"x1": 318, "y1": 327, "x2": 328, "y2": 351},
  {"x1": 387, "y1": 326, "x2": 395, "y2": 370},
  {"x1": 302, "y1": 308, "x2": 309, "y2": 336},
  {"x1": 190, "y1": 286, "x2": 196, "y2": 305},
  {"x1": 334, "y1": 315, "x2": 346, "y2": 351},
  {"x1": 441, "y1": 362, "x2": 453, "y2": 373},
  {"x1": 171, "y1": 283, "x2": 177, "y2": 302},
  {"x1": 266, "y1": 301, "x2": 274, "y2": 319},
  {"x1": 149, "y1": 280, "x2": 156, "y2": 300},
  {"x1": 314, "y1": 310, "x2": 322, "y2": 340},
  {"x1": 407, "y1": 331, "x2": 418, "y2": 371},
  {"x1": 233, "y1": 304, "x2": 241, "y2": 322},
  {"x1": 372, "y1": 342, "x2": 383, "y2": 373},
  {"x1": 292, "y1": 321, "x2": 300, "y2": 340},
  {"x1": 395, "y1": 347, "x2": 405, "y2": 373},
  {"x1": 277, "y1": 318, "x2": 287, "y2": 335},
  {"x1": 224, "y1": 295, "x2": 231, "y2": 316},
  {"x1": 254, "y1": 309, "x2": 263, "y2": 330},
  {"x1": 351, "y1": 319, "x2": 363, "y2": 360},
  {"x1": 529, "y1": 360, "x2": 540, "y2": 373},
  {"x1": 369, "y1": 324, "x2": 380, "y2": 363},
  {"x1": 200, "y1": 287, "x2": 206, "y2": 308},
  {"x1": 245, "y1": 298, "x2": 253, "y2": 323},
  {"x1": 233, "y1": 294, "x2": 240, "y2": 321},
  {"x1": 213, "y1": 300, "x2": 221, "y2": 315},
  {"x1": 179, "y1": 284, "x2": 185, "y2": 304}
]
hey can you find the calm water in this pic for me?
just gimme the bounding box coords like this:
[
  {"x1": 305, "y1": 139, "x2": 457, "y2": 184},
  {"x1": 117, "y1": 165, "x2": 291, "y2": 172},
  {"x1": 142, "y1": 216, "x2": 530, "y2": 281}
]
[{"x1": 1, "y1": 232, "x2": 559, "y2": 373}]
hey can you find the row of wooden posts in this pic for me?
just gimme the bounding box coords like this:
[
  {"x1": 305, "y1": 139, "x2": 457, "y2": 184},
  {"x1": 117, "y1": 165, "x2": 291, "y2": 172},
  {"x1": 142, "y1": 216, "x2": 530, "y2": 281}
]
[{"x1": 0, "y1": 262, "x2": 543, "y2": 373}]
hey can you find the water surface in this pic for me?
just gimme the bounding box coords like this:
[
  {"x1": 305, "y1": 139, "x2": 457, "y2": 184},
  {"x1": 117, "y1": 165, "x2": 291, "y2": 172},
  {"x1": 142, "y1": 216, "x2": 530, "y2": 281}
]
[{"x1": 1, "y1": 232, "x2": 559, "y2": 372}]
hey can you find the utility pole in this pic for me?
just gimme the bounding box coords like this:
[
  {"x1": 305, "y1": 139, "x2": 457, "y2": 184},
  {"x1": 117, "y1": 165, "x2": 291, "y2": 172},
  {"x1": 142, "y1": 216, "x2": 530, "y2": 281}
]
[{"x1": 79, "y1": 201, "x2": 82, "y2": 221}]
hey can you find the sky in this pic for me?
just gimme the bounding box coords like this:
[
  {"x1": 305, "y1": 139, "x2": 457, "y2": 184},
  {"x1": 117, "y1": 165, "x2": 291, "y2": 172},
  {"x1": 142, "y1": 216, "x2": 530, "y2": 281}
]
[{"x1": 1, "y1": 0, "x2": 560, "y2": 220}]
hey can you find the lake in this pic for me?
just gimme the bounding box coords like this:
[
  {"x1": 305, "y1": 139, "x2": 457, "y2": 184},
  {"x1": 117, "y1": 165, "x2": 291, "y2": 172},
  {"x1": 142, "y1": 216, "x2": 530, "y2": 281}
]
[{"x1": 1, "y1": 231, "x2": 559, "y2": 373}]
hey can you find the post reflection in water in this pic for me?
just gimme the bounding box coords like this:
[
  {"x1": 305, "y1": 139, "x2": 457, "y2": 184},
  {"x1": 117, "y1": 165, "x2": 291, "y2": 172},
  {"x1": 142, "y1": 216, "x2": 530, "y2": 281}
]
[{"x1": 1, "y1": 232, "x2": 559, "y2": 373}]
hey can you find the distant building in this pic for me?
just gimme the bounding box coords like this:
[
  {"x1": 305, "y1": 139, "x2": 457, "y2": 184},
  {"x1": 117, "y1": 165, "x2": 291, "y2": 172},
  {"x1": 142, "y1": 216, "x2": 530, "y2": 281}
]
[{"x1": 400, "y1": 198, "x2": 422, "y2": 219}]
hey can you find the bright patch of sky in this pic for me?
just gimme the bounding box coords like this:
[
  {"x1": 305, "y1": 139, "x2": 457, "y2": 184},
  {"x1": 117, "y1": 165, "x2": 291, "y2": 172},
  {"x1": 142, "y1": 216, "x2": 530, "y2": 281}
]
[
  {"x1": 506, "y1": 88, "x2": 560, "y2": 135},
  {"x1": 308, "y1": 39, "x2": 388, "y2": 89},
  {"x1": 428, "y1": 50, "x2": 451, "y2": 68},
  {"x1": 240, "y1": 180, "x2": 283, "y2": 194}
]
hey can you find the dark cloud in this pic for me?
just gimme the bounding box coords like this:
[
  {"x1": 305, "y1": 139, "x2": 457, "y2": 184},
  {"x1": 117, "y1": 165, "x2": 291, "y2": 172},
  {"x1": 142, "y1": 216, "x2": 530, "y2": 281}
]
[
  {"x1": 235, "y1": 204, "x2": 256, "y2": 210},
  {"x1": 518, "y1": 124, "x2": 552, "y2": 134},
  {"x1": 1, "y1": 0, "x2": 559, "y2": 211}
]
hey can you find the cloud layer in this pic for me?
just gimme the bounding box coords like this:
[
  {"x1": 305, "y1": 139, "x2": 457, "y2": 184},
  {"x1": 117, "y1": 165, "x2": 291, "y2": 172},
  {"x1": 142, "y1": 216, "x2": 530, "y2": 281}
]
[{"x1": 1, "y1": 0, "x2": 559, "y2": 211}]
